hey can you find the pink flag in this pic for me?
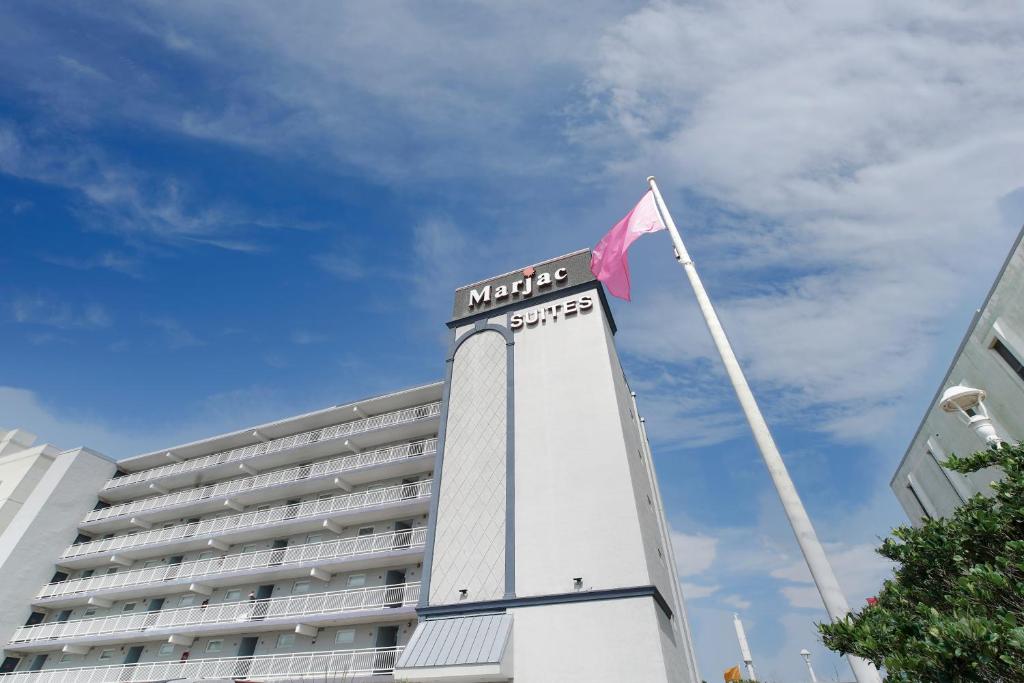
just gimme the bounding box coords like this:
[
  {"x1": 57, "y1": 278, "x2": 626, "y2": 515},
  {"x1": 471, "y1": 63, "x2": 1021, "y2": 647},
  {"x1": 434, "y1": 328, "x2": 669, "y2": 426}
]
[{"x1": 590, "y1": 190, "x2": 666, "y2": 300}]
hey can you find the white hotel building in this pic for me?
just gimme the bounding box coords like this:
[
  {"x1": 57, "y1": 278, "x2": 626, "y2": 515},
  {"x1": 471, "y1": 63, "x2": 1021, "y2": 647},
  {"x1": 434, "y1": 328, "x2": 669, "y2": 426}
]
[
  {"x1": 892, "y1": 228, "x2": 1024, "y2": 523},
  {"x1": 0, "y1": 250, "x2": 699, "y2": 682}
]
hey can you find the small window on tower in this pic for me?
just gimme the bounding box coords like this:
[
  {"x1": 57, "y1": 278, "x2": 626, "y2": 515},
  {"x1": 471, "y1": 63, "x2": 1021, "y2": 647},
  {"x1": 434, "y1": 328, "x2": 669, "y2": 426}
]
[{"x1": 992, "y1": 338, "x2": 1024, "y2": 381}]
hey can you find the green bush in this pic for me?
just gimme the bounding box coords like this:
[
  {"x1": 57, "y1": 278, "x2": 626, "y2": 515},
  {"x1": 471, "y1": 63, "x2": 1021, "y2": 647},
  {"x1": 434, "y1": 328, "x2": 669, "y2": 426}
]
[{"x1": 819, "y1": 442, "x2": 1024, "y2": 682}]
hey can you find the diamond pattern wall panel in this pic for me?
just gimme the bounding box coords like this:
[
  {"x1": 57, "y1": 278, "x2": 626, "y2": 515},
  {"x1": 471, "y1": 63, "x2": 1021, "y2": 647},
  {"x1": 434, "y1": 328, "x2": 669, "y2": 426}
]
[{"x1": 429, "y1": 330, "x2": 507, "y2": 605}]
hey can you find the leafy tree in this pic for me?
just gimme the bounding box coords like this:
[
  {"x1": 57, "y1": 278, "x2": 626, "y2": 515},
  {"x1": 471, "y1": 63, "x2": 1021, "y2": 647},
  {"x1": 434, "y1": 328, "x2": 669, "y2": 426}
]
[{"x1": 819, "y1": 442, "x2": 1024, "y2": 682}]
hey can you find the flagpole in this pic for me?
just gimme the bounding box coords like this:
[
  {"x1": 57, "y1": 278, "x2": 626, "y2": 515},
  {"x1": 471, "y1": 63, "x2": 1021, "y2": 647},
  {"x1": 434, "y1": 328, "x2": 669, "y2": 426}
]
[{"x1": 646, "y1": 176, "x2": 883, "y2": 683}]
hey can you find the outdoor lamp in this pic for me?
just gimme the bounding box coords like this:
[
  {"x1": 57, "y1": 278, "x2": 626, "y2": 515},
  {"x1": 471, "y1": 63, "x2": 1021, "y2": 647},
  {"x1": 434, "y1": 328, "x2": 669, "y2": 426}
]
[
  {"x1": 799, "y1": 649, "x2": 818, "y2": 683},
  {"x1": 939, "y1": 384, "x2": 1003, "y2": 447}
]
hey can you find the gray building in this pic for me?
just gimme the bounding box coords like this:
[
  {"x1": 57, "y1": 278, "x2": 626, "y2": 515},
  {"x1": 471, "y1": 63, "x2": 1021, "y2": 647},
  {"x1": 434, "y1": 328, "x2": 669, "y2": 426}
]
[
  {"x1": 892, "y1": 228, "x2": 1024, "y2": 523},
  {"x1": 0, "y1": 250, "x2": 698, "y2": 682}
]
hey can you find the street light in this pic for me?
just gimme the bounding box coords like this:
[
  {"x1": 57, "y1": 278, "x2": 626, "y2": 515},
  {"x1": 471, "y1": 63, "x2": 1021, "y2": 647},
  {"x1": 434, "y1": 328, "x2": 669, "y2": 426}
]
[
  {"x1": 939, "y1": 384, "x2": 1003, "y2": 447},
  {"x1": 799, "y1": 649, "x2": 818, "y2": 683}
]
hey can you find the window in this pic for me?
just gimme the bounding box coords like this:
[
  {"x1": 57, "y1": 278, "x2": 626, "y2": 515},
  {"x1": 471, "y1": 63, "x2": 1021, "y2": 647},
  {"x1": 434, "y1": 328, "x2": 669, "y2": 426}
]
[
  {"x1": 159, "y1": 643, "x2": 175, "y2": 656},
  {"x1": 276, "y1": 633, "x2": 296, "y2": 648},
  {"x1": 106, "y1": 568, "x2": 118, "y2": 575},
  {"x1": 224, "y1": 590, "x2": 242, "y2": 601},
  {"x1": 205, "y1": 640, "x2": 223, "y2": 654},
  {"x1": 84, "y1": 609, "x2": 96, "y2": 618},
  {"x1": 60, "y1": 654, "x2": 74, "y2": 663},
  {"x1": 197, "y1": 551, "x2": 214, "y2": 560},
  {"x1": 241, "y1": 544, "x2": 259, "y2": 553},
  {"x1": 98, "y1": 650, "x2": 115, "y2": 661},
  {"x1": 292, "y1": 580, "x2": 311, "y2": 595},
  {"x1": 335, "y1": 628, "x2": 356, "y2": 645},
  {"x1": 346, "y1": 574, "x2": 366, "y2": 588},
  {"x1": 992, "y1": 339, "x2": 1024, "y2": 381},
  {"x1": 122, "y1": 602, "x2": 136, "y2": 612},
  {"x1": 79, "y1": 569, "x2": 94, "y2": 579},
  {"x1": 306, "y1": 533, "x2": 323, "y2": 544},
  {"x1": 143, "y1": 560, "x2": 160, "y2": 568},
  {"x1": 357, "y1": 527, "x2": 374, "y2": 536},
  {"x1": 178, "y1": 595, "x2": 197, "y2": 608}
]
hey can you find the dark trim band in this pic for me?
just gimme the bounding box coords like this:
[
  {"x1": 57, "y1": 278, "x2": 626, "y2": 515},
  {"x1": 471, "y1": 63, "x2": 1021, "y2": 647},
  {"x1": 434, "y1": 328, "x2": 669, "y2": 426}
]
[{"x1": 417, "y1": 584, "x2": 673, "y2": 620}]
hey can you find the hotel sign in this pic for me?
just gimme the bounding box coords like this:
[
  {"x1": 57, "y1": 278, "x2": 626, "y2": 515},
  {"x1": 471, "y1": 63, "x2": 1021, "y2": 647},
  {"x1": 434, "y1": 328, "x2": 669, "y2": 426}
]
[{"x1": 450, "y1": 249, "x2": 595, "y2": 322}]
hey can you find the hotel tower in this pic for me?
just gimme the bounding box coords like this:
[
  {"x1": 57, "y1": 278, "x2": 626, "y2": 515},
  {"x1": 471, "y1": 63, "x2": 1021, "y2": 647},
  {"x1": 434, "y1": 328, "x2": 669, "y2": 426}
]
[{"x1": 0, "y1": 250, "x2": 699, "y2": 682}]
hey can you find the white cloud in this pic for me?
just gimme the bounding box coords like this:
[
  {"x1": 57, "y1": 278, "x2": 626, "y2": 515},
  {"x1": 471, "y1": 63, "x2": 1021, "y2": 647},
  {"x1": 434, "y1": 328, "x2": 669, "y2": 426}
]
[
  {"x1": 771, "y1": 542, "x2": 894, "y2": 610},
  {"x1": 313, "y1": 253, "x2": 365, "y2": 281},
  {"x1": 148, "y1": 317, "x2": 204, "y2": 349},
  {"x1": 41, "y1": 251, "x2": 143, "y2": 278},
  {"x1": 672, "y1": 530, "x2": 719, "y2": 577},
  {"x1": 0, "y1": 122, "x2": 311, "y2": 252},
  {"x1": 290, "y1": 331, "x2": 327, "y2": 345},
  {"x1": 0, "y1": 386, "x2": 146, "y2": 458},
  {"x1": 681, "y1": 582, "x2": 719, "y2": 600},
  {"x1": 722, "y1": 594, "x2": 752, "y2": 611},
  {"x1": 586, "y1": 0, "x2": 1024, "y2": 443},
  {"x1": 9, "y1": 294, "x2": 111, "y2": 329}
]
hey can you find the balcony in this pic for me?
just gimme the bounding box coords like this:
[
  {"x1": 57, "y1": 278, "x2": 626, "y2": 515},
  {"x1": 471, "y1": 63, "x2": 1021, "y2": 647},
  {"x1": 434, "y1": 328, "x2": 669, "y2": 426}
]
[
  {"x1": 36, "y1": 528, "x2": 427, "y2": 608},
  {"x1": 100, "y1": 402, "x2": 441, "y2": 501},
  {"x1": 9, "y1": 583, "x2": 420, "y2": 652},
  {"x1": 61, "y1": 481, "x2": 432, "y2": 568},
  {"x1": 0, "y1": 647, "x2": 403, "y2": 682},
  {"x1": 80, "y1": 439, "x2": 437, "y2": 532}
]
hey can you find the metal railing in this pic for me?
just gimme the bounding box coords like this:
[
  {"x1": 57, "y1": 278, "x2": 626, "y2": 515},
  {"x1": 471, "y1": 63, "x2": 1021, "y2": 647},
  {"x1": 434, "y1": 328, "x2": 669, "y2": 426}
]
[
  {"x1": 64, "y1": 481, "x2": 432, "y2": 560},
  {"x1": 0, "y1": 647, "x2": 403, "y2": 682},
  {"x1": 10, "y1": 583, "x2": 420, "y2": 646},
  {"x1": 83, "y1": 438, "x2": 437, "y2": 525},
  {"x1": 101, "y1": 402, "x2": 441, "y2": 492},
  {"x1": 38, "y1": 528, "x2": 427, "y2": 601}
]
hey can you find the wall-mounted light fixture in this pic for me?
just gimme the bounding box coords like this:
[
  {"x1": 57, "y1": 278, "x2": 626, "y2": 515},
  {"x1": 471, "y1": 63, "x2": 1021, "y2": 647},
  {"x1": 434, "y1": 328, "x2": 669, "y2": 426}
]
[{"x1": 939, "y1": 384, "x2": 1003, "y2": 447}]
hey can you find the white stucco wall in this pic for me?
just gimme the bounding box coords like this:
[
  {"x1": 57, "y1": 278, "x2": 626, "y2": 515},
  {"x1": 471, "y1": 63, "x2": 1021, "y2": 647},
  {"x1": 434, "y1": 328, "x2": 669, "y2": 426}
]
[
  {"x1": 0, "y1": 448, "x2": 116, "y2": 652},
  {"x1": 892, "y1": 230, "x2": 1024, "y2": 523},
  {"x1": 510, "y1": 598, "x2": 671, "y2": 682},
  {"x1": 0, "y1": 440, "x2": 58, "y2": 532},
  {"x1": 512, "y1": 292, "x2": 654, "y2": 596}
]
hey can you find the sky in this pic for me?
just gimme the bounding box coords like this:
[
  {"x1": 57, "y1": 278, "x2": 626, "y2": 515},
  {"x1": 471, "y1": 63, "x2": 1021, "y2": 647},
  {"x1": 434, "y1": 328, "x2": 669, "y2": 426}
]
[{"x1": 1, "y1": 1, "x2": 1023, "y2": 680}]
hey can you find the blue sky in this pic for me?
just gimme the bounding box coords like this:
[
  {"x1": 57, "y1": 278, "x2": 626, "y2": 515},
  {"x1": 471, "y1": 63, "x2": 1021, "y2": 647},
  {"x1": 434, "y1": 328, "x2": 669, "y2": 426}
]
[{"x1": 2, "y1": 2, "x2": 1023, "y2": 680}]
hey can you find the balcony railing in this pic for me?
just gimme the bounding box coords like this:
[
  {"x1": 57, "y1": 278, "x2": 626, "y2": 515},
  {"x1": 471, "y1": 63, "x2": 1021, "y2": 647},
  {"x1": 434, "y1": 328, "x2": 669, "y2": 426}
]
[
  {"x1": 83, "y1": 438, "x2": 437, "y2": 525},
  {"x1": 0, "y1": 647, "x2": 403, "y2": 682},
  {"x1": 64, "y1": 481, "x2": 432, "y2": 561},
  {"x1": 10, "y1": 583, "x2": 420, "y2": 647},
  {"x1": 38, "y1": 528, "x2": 427, "y2": 602},
  {"x1": 101, "y1": 402, "x2": 441, "y2": 492}
]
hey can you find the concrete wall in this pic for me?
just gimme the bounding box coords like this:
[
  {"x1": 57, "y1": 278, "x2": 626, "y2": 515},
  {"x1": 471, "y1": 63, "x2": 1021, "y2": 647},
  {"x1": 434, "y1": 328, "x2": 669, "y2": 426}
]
[
  {"x1": 513, "y1": 291, "x2": 659, "y2": 596},
  {"x1": 892, "y1": 229, "x2": 1024, "y2": 523},
  {"x1": 510, "y1": 598, "x2": 670, "y2": 682},
  {"x1": 0, "y1": 432, "x2": 59, "y2": 532},
  {"x1": 0, "y1": 448, "x2": 116, "y2": 651}
]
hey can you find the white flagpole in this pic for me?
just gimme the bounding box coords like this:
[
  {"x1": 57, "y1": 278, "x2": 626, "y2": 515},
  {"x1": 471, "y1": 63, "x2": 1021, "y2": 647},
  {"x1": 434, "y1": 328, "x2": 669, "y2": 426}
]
[{"x1": 646, "y1": 176, "x2": 883, "y2": 683}]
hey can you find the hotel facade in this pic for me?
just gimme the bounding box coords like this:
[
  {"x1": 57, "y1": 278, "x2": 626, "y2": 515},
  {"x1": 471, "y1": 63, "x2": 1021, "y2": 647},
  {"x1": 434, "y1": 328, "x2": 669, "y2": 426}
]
[
  {"x1": 892, "y1": 228, "x2": 1024, "y2": 523},
  {"x1": 0, "y1": 250, "x2": 699, "y2": 682}
]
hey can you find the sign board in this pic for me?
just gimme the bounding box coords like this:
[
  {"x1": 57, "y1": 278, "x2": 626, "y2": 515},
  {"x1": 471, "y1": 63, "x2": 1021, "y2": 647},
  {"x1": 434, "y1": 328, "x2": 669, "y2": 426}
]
[{"x1": 451, "y1": 249, "x2": 595, "y2": 322}]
